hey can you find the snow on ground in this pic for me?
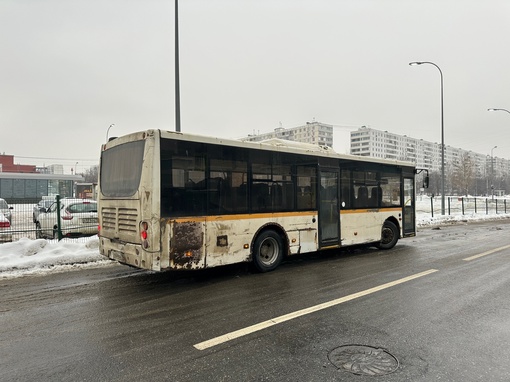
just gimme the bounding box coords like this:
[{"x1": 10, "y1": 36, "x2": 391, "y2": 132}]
[
  {"x1": 1, "y1": 206, "x2": 510, "y2": 279},
  {"x1": 416, "y1": 210, "x2": 510, "y2": 226},
  {"x1": 0, "y1": 236, "x2": 113, "y2": 279}
]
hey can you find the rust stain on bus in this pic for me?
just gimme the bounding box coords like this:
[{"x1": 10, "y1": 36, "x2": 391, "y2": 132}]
[{"x1": 170, "y1": 221, "x2": 204, "y2": 268}]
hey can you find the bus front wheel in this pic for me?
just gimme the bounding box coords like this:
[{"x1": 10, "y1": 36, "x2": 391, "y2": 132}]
[
  {"x1": 252, "y1": 230, "x2": 284, "y2": 272},
  {"x1": 377, "y1": 221, "x2": 399, "y2": 249}
]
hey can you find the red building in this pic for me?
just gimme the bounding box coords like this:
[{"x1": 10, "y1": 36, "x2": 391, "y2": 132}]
[{"x1": 0, "y1": 154, "x2": 37, "y2": 173}]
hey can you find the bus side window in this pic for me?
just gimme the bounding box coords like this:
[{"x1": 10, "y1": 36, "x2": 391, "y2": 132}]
[
  {"x1": 252, "y1": 183, "x2": 270, "y2": 211},
  {"x1": 208, "y1": 177, "x2": 227, "y2": 214},
  {"x1": 281, "y1": 182, "x2": 294, "y2": 210},
  {"x1": 370, "y1": 186, "x2": 382, "y2": 207},
  {"x1": 356, "y1": 186, "x2": 368, "y2": 207},
  {"x1": 341, "y1": 186, "x2": 351, "y2": 208},
  {"x1": 184, "y1": 171, "x2": 206, "y2": 215},
  {"x1": 340, "y1": 168, "x2": 352, "y2": 209},
  {"x1": 297, "y1": 186, "x2": 312, "y2": 210},
  {"x1": 380, "y1": 174, "x2": 401, "y2": 206},
  {"x1": 235, "y1": 184, "x2": 248, "y2": 212},
  {"x1": 296, "y1": 166, "x2": 317, "y2": 211},
  {"x1": 271, "y1": 184, "x2": 282, "y2": 209}
]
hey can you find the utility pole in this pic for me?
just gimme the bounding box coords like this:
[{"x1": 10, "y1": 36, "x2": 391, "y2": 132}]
[{"x1": 175, "y1": 0, "x2": 181, "y2": 132}]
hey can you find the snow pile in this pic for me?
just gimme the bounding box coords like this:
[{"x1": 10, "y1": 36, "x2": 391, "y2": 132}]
[
  {"x1": 0, "y1": 236, "x2": 111, "y2": 279},
  {"x1": 1, "y1": 211, "x2": 510, "y2": 279}
]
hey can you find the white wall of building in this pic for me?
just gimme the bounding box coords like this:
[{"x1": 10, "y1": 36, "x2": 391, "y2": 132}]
[
  {"x1": 350, "y1": 126, "x2": 509, "y2": 181},
  {"x1": 240, "y1": 121, "x2": 334, "y2": 148}
]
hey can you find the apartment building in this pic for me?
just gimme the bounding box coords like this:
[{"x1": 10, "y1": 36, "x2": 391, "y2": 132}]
[
  {"x1": 350, "y1": 126, "x2": 509, "y2": 181},
  {"x1": 240, "y1": 121, "x2": 334, "y2": 148}
]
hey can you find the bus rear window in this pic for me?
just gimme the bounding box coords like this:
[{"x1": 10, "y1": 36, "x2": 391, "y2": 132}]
[{"x1": 100, "y1": 141, "x2": 145, "y2": 197}]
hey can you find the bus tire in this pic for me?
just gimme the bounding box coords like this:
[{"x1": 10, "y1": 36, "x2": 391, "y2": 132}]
[
  {"x1": 377, "y1": 221, "x2": 399, "y2": 250},
  {"x1": 252, "y1": 230, "x2": 284, "y2": 272}
]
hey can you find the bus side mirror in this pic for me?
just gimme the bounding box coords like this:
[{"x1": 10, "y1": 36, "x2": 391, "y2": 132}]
[{"x1": 423, "y1": 176, "x2": 429, "y2": 189}]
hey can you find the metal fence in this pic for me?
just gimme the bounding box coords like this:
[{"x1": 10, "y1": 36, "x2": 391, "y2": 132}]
[
  {"x1": 1, "y1": 196, "x2": 98, "y2": 244},
  {"x1": 1, "y1": 195, "x2": 509, "y2": 245},
  {"x1": 416, "y1": 195, "x2": 509, "y2": 218}
]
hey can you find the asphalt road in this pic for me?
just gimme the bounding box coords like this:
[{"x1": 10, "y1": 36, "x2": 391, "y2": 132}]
[{"x1": 1, "y1": 219, "x2": 510, "y2": 382}]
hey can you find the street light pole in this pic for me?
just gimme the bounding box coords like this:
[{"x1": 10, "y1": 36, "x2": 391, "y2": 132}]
[
  {"x1": 175, "y1": 0, "x2": 181, "y2": 132},
  {"x1": 491, "y1": 146, "x2": 497, "y2": 200},
  {"x1": 487, "y1": 108, "x2": 510, "y2": 199},
  {"x1": 409, "y1": 61, "x2": 445, "y2": 215}
]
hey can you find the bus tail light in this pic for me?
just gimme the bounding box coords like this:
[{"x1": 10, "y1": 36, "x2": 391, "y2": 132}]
[{"x1": 140, "y1": 221, "x2": 149, "y2": 249}]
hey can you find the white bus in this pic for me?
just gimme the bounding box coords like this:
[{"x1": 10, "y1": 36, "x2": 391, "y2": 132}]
[{"x1": 98, "y1": 130, "x2": 419, "y2": 272}]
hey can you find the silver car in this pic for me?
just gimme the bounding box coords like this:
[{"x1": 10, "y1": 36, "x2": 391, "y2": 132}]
[
  {"x1": 35, "y1": 199, "x2": 98, "y2": 239},
  {"x1": 33, "y1": 199, "x2": 55, "y2": 223}
]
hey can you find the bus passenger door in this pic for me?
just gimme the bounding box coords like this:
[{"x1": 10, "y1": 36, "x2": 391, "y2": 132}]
[
  {"x1": 319, "y1": 169, "x2": 340, "y2": 247},
  {"x1": 403, "y1": 177, "x2": 415, "y2": 236}
]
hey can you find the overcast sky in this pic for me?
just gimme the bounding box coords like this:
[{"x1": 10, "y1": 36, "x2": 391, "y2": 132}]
[{"x1": 1, "y1": 0, "x2": 510, "y2": 172}]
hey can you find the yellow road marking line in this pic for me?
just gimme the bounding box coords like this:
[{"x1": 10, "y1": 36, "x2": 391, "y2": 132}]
[
  {"x1": 463, "y1": 244, "x2": 510, "y2": 261},
  {"x1": 193, "y1": 269, "x2": 438, "y2": 350}
]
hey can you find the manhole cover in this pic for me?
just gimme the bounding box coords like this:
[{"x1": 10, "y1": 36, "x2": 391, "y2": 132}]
[{"x1": 328, "y1": 345, "x2": 399, "y2": 376}]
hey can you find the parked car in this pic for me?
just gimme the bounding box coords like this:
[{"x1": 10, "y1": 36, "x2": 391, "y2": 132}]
[
  {"x1": 33, "y1": 199, "x2": 55, "y2": 223},
  {"x1": 35, "y1": 199, "x2": 98, "y2": 239},
  {"x1": 0, "y1": 198, "x2": 13, "y2": 223},
  {"x1": 0, "y1": 212, "x2": 13, "y2": 243}
]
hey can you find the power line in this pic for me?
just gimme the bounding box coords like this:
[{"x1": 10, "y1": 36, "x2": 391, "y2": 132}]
[{"x1": 14, "y1": 155, "x2": 98, "y2": 162}]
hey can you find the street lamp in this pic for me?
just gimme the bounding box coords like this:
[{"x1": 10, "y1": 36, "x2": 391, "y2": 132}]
[
  {"x1": 491, "y1": 146, "x2": 497, "y2": 200},
  {"x1": 106, "y1": 124, "x2": 115, "y2": 142},
  {"x1": 409, "y1": 61, "x2": 445, "y2": 215},
  {"x1": 488, "y1": 108, "x2": 510, "y2": 114},
  {"x1": 487, "y1": 108, "x2": 510, "y2": 199}
]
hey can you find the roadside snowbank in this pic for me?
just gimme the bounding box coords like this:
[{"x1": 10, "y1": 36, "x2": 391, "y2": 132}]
[{"x1": 0, "y1": 236, "x2": 110, "y2": 278}]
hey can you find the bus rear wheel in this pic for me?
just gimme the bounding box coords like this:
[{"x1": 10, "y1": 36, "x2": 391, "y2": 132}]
[
  {"x1": 252, "y1": 230, "x2": 284, "y2": 272},
  {"x1": 377, "y1": 221, "x2": 399, "y2": 249}
]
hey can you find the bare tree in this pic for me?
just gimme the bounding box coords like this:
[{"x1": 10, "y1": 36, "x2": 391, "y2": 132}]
[
  {"x1": 452, "y1": 152, "x2": 475, "y2": 195},
  {"x1": 428, "y1": 171, "x2": 441, "y2": 196},
  {"x1": 83, "y1": 165, "x2": 99, "y2": 184}
]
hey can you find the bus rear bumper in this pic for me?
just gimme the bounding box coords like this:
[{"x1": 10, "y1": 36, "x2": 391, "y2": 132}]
[{"x1": 100, "y1": 236, "x2": 160, "y2": 271}]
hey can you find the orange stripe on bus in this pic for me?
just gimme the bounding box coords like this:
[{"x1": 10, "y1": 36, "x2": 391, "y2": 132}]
[
  {"x1": 340, "y1": 207, "x2": 402, "y2": 214},
  {"x1": 170, "y1": 211, "x2": 317, "y2": 223},
  {"x1": 168, "y1": 207, "x2": 402, "y2": 223}
]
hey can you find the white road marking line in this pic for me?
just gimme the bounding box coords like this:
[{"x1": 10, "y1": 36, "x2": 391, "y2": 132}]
[
  {"x1": 193, "y1": 269, "x2": 438, "y2": 350},
  {"x1": 463, "y1": 244, "x2": 510, "y2": 261}
]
